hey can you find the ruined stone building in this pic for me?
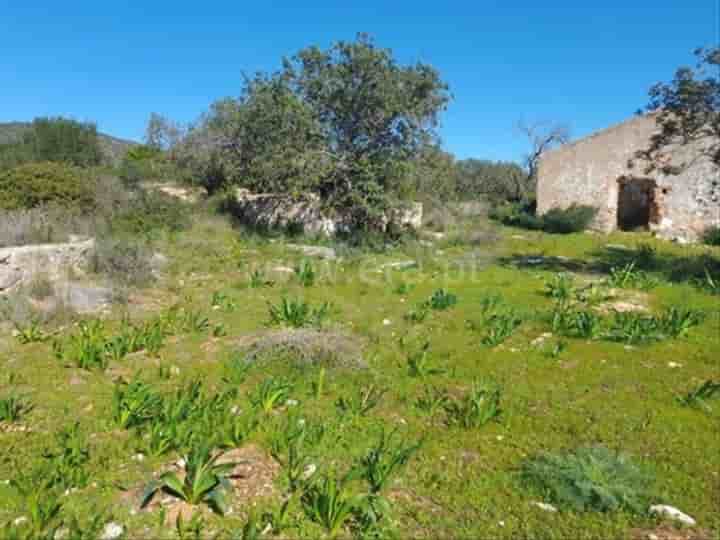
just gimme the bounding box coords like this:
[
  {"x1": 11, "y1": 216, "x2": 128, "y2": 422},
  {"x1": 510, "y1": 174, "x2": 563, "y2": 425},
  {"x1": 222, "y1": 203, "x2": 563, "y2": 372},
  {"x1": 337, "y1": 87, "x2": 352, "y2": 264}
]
[{"x1": 537, "y1": 114, "x2": 719, "y2": 242}]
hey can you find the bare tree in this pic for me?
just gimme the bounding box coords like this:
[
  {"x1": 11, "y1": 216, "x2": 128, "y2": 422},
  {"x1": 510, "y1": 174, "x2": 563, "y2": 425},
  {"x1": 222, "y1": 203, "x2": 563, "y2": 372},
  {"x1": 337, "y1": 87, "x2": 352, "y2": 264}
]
[{"x1": 518, "y1": 121, "x2": 571, "y2": 181}]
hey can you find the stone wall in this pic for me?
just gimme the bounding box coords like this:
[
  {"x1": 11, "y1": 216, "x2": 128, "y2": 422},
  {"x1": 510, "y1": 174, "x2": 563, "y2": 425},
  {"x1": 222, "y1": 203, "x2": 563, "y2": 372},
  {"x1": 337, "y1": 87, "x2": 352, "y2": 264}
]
[
  {"x1": 0, "y1": 238, "x2": 95, "y2": 293},
  {"x1": 537, "y1": 114, "x2": 719, "y2": 241},
  {"x1": 232, "y1": 189, "x2": 422, "y2": 236}
]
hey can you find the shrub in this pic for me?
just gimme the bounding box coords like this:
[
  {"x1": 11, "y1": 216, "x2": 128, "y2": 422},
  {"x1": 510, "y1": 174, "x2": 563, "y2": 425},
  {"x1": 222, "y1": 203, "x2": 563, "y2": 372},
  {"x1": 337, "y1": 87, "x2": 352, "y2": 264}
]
[
  {"x1": 109, "y1": 190, "x2": 191, "y2": 237},
  {"x1": 702, "y1": 225, "x2": 720, "y2": 246},
  {"x1": 267, "y1": 297, "x2": 330, "y2": 328},
  {"x1": 0, "y1": 162, "x2": 96, "y2": 211},
  {"x1": 490, "y1": 202, "x2": 597, "y2": 234},
  {"x1": 89, "y1": 237, "x2": 154, "y2": 286},
  {"x1": 540, "y1": 204, "x2": 597, "y2": 234},
  {"x1": 521, "y1": 446, "x2": 655, "y2": 514}
]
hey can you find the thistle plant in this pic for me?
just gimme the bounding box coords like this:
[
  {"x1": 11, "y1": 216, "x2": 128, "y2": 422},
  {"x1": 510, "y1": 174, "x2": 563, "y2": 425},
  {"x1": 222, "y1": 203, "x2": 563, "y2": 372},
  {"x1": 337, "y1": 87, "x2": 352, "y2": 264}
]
[
  {"x1": 251, "y1": 378, "x2": 293, "y2": 413},
  {"x1": 301, "y1": 473, "x2": 361, "y2": 538}
]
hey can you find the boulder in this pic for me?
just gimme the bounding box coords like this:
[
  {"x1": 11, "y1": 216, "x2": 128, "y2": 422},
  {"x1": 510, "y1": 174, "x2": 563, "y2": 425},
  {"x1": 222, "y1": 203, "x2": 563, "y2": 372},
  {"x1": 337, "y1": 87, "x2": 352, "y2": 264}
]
[
  {"x1": 0, "y1": 238, "x2": 95, "y2": 294},
  {"x1": 232, "y1": 189, "x2": 422, "y2": 237}
]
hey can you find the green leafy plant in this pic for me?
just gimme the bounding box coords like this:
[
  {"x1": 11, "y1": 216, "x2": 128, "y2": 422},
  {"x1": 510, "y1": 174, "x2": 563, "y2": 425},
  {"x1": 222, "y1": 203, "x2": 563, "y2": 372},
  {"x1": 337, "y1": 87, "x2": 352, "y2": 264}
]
[
  {"x1": 426, "y1": 288, "x2": 457, "y2": 310},
  {"x1": 676, "y1": 380, "x2": 720, "y2": 412},
  {"x1": 0, "y1": 394, "x2": 32, "y2": 423},
  {"x1": 270, "y1": 415, "x2": 316, "y2": 492},
  {"x1": 415, "y1": 385, "x2": 449, "y2": 417},
  {"x1": 406, "y1": 341, "x2": 442, "y2": 377},
  {"x1": 211, "y1": 291, "x2": 238, "y2": 312},
  {"x1": 392, "y1": 282, "x2": 413, "y2": 295},
  {"x1": 294, "y1": 260, "x2": 317, "y2": 287},
  {"x1": 111, "y1": 377, "x2": 162, "y2": 429},
  {"x1": 404, "y1": 304, "x2": 429, "y2": 323},
  {"x1": 357, "y1": 429, "x2": 422, "y2": 494},
  {"x1": 222, "y1": 352, "x2": 251, "y2": 385},
  {"x1": 607, "y1": 262, "x2": 658, "y2": 290},
  {"x1": 181, "y1": 310, "x2": 211, "y2": 333},
  {"x1": 544, "y1": 274, "x2": 575, "y2": 302},
  {"x1": 14, "y1": 318, "x2": 47, "y2": 344},
  {"x1": 480, "y1": 311, "x2": 523, "y2": 346},
  {"x1": 8, "y1": 481, "x2": 63, "y2": 538},
  {"x1": 267, "y1": 297, "x2": 330, "y2": 328},
  {"x1": 141, "y1": 442, "x2": 234, "y2": 515},
  {"x1": 53, "y1": 320, "x2": 108, "y2": 370},
  {"x1": 336, "y1": 385, "x2": 386, "y2": 419},
  {"x1": 44, "y1": 422, "x2": 91, "y2": 489},
  {"x1": 552, "y1": 308, "x2": 602, "y2": 339},
  {"x1": 301, "y1": 473, "x2": 360, "y2": 538},
  {"x1": 251, "y1": 378, "x2": 293, "y2": 413},
  {"x1": 521, "y1": 446, "x2": 654, "y2": 513},
  {"x1": 249, "y1": 269, "x2": 274, "y2": 289},
  {"x1": 445, "y1": 380, "x2": 502, "y2": 429}
]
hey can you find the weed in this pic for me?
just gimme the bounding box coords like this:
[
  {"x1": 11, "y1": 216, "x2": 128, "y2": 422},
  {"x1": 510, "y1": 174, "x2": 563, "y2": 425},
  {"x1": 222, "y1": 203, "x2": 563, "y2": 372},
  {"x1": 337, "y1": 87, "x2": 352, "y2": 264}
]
[
  {"x1": 217, "y1": 409, "x2": 258, "y2": 449},
  {"x1": 544, "y1": 274, "x2": 575, "y2": 302},
  {"x1": 295, "y1": 260, "x2": 317, "y2": 287},
  {"x1": 53, "y1": 320, "x2": 108, "y2": 370},
  {"x1": 0, "y1": 394, "x2": 32, "y2": 423},
  {"x1": 426, "y1": 288, "x2": 457, "y2": 310},
  {"x1": 445, "y1": 380, "x2": 502, "y2": 429},
  {"x1": 521, "y1": 446, "x2": 654, "y2": 513},
  {"x1": 357, "y1": 429, "x2": 422, "y2": 494},
  {"x1": 14, "y1": 318, "x2": 47, "y2": 344},
  {"x1": 607, "y1": 262, "x2": 659, "y2": 290},
  {"x1": 111, "y1": 377, "x2": 162, "y2": 429},
  {"x1": 552, "y1": 308, "x2": 602, "y2": 339},
  {"x1": 222, "y1": 352, "x2": 251, "y2": 385},
  {"x1": 181, "y1": 310, "x2": 210, "y2": 333},
  {"x1": 301, "y1": 473, "x2": 360, "y2": 538},
  {"x1": 392, "y1": 282, "x2": 413, "y2": 295},
  {"x1": 336, "y1": 385, "x2": 386, "y2": 419},
  {"x1": 9, "y1": 482, "x2": 63, "y2": 538},
  {"x1": 481, "y1": 311, "x2": 523, "y2": 347},
  {"x1": 267, "y1": 297, "x2": 330, "y2": 328},
  {"x1": 543, "y1": 339, "x2": 568, "y2": 359},
  {"x1": 270, "y1": 414, "x2": 316, "y2": 491},
  {"x1": 211, "y1": 291, "x2": 238, "y2": 312},
  {"x1": 311, "y1": 367, "x2": 326, "y2": 399},
  {"x1": 141, "y1": 442, "x2": 234, "y2": 515},
  {"x1": 251, "y1": 378, "x2": 293, "y2": 413},
  {"x1": 404, "y1": 304, "x2": 429, "y2": 323},
  {"x1": 415, "y1": 385, "x2": 449, "y2": 417},
  {"x1": 676, "y1": 380, "x2": 720, "y2": 412},
  {"x1": 44, "y1": 422, "x2": 91, "y2": 489},
  {"x1": 406, "y1": 341, "x2": 442, "y2": 377},
  {"x1": 249, "y1": 269, "x2": 273, "y2": 289}
]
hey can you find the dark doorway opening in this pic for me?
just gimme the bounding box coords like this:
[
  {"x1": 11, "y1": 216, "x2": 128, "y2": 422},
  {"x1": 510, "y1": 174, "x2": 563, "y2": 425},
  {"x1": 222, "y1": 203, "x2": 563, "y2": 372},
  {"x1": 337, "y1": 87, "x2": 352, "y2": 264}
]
[{"x1": 617, "y1": 177, "x2": 658, "y2": 231}]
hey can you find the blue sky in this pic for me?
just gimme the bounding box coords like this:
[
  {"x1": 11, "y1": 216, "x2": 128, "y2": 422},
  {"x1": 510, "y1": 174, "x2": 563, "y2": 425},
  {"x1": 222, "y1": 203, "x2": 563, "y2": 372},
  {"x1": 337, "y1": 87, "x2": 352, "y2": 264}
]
[{"x1": 1, "y1": 1, "x2": 716, "y2": 162}]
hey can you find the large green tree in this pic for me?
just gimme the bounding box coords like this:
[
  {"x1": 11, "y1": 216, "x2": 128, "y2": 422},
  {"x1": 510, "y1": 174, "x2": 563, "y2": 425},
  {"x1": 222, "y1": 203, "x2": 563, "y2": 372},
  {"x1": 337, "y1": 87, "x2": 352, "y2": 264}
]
[{"x1": 182, "y1": 35, "x2": 450, "y2": 226}]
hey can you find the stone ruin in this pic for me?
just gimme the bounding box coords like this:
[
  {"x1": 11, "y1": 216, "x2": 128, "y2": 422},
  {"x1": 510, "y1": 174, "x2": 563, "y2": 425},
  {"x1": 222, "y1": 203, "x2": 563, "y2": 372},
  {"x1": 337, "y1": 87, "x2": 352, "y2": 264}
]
[
  {"x1": 537, "y1": 114, "x2": 719, "y2": 242},
  {"x1": 231, "y1": 189, "x2": 423, "y2": 236}
]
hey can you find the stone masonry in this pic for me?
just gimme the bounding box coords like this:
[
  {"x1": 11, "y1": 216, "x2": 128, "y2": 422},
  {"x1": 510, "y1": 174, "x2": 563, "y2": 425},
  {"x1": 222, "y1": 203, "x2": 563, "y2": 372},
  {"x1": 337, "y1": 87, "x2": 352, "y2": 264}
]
[{"x1": 537, "y1": 114, "x2": 719, "y2": 242}]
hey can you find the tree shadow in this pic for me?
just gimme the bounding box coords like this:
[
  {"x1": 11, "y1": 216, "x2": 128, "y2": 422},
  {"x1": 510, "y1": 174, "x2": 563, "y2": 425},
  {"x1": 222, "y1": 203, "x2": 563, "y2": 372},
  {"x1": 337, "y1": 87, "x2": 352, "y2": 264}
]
[{"x1": 499, "y1": 244, "x2": 720, "y2": 291}]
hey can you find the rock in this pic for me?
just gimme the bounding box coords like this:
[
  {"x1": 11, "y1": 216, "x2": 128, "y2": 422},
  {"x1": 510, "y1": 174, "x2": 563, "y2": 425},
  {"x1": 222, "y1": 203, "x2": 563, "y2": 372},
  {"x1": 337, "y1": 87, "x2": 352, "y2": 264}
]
[
  {"x1": 0, "y1": 267, "x2": 22, "y2": 291},
  {"x1": 379, "y1": 261, "x2": 417, "y2": 271},
  {"x1": 0, "y1": 238, "x2": 95, "y2": 295},
  {"x1": 649, "y1": 505, "x2": 696, "y2": 526},
  {"x1": 531, "y1": 501, "x2": 558, "y2": 512},
  {"x1": 150, "y1": 252, "x2": 169, "y2": 270},
  {"x1": 100, "y1": 522, "x2": 124, "y2": 540},
  {"x1": 54, "y1": 283, "x2": 113, "y2": 314},
  {"x1": 286, "y1": 244, "x2": 337, "y2": 260}
]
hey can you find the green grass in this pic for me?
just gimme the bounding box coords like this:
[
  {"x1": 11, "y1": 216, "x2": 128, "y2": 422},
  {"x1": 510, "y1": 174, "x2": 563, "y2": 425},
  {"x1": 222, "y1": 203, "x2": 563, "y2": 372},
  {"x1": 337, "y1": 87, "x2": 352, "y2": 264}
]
[{"x1": 0, "y1": 215, "x2": 718, "y2": 538}]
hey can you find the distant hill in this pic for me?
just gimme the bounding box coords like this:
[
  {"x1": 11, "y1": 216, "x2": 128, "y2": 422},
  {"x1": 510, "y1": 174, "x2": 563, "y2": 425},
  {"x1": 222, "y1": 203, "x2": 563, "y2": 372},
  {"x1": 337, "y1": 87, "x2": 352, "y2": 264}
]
[{"x1": 0, "y1": 121, "x2": 139, "y2": 165}]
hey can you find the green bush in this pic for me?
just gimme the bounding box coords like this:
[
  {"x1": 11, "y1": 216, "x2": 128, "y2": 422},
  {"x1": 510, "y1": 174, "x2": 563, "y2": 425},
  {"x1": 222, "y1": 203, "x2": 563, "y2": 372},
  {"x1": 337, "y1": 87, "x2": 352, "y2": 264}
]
[
  {"x1": 490, "y1": 202, "x2": 596, "y2": 234},
  {"x1": 0, "y1": 162, "x2": 96, "y2": 211},
  {"x1": 702, "y1": 226, "x2": 720, "y2": 246},
  {"x1": 109, "y1": 191, "x2": 190, "y2": 236},
  {"x1": 541, "y1": 204, "x2": 597, "y2": 234},
  {"x1": 521, "y1": 446, "x2": 655, "y2": 514}
]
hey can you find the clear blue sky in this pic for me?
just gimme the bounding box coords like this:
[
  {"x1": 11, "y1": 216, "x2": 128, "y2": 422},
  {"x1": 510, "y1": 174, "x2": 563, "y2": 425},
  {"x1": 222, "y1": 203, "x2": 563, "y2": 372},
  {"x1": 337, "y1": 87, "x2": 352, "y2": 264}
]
[{"x1": 1, "y1": 1, "x2": 716, "y2": 162}]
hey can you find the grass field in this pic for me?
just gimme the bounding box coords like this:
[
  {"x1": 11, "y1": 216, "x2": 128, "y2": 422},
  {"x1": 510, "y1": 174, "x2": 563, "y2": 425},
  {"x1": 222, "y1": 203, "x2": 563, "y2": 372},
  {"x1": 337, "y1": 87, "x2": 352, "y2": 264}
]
[{"x1": 1, "y1": 213, "x2": 718, "y2": 539}]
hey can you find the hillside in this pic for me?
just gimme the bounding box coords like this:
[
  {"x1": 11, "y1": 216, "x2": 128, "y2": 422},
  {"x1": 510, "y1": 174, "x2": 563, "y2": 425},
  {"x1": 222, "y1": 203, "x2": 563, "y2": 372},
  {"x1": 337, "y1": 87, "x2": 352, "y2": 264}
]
[{"x1": 0, "y1": 121, "x2": 138, "y2": 164}]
